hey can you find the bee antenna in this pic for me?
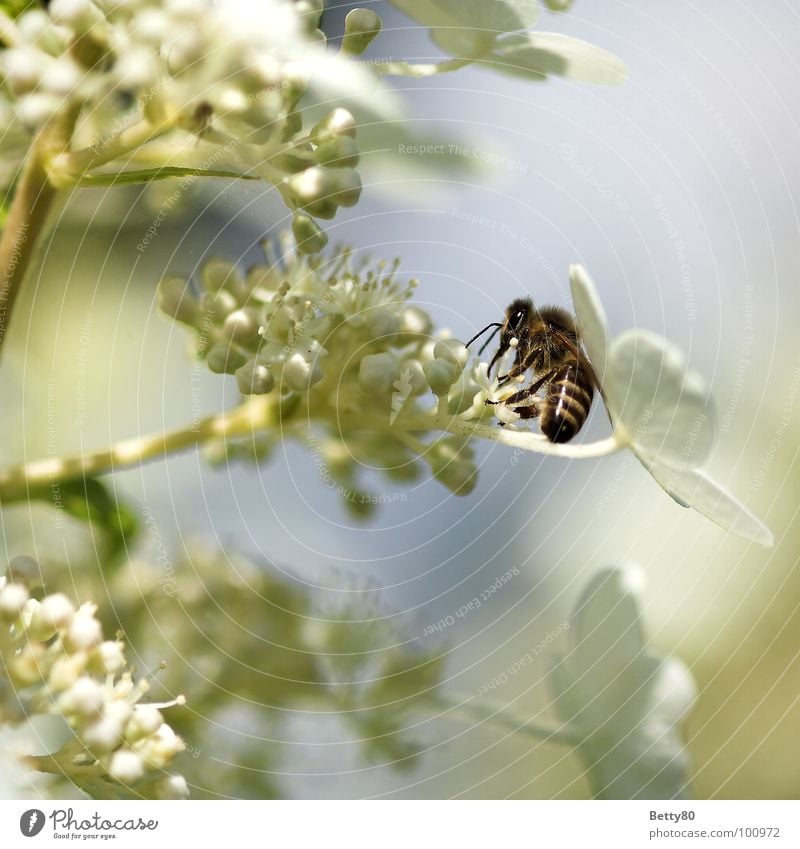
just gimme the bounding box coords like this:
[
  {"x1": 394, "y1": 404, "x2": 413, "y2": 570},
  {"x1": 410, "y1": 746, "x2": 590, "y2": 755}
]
[{"x1": 465, "y1": 322, "x2": 503, "y2": 350}]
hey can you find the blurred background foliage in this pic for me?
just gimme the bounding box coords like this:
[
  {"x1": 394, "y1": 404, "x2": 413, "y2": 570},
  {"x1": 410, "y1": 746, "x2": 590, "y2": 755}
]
[{"x1": 1, "y1": 0, "x2": 799, "y2": 799}]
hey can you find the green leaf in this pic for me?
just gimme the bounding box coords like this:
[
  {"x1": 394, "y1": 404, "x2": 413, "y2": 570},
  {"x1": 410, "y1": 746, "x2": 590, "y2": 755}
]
[
  {"x1": 76, "y1": 167, "x2": 260, "y2": 188},
  {"x1": 33, "y1": 477, "x2": 139, "y2": 567},
  {"x1": 388, "y1": 0, "x2": 539, "y2": 58},
  {"x1": 485, "y1": 32, "x2": 628, "y2": 84},
  {"x1": 0, "y1": 0, "x2": 37, "y2": 19}
]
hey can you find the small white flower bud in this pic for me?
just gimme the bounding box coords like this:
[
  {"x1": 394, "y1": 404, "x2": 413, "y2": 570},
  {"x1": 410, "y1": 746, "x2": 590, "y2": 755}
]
[
  {"x1": 133, "y1": 8, "x2": 170, "y2": 43},
  {"x1": 109, "y1": 749, "x2": 145, "y2": 784},
  {"x1": 83, "y1": 701, "x2": 132, "y2": 751},
  {"x1": 315, "y1": 136, "x2": 359, "y2": 168},
  {"x1": 289, "y1": 166, "x2": 331, "y2": 204},
  {"x1": 212, "y1": 86, "x2": 250, "y2": 117},
  {"x1": 312, "y1": 108, "x2": 356, "y2": 145},
  {"x1": 16, "y1": 93, "x2": 61, "y2": 128},
  {"x1": 282, "y1": 352, "x2": 323, "y2": 391},
  {"x1": 222, "y1": 308, "x2": 262, "y2": 345},
  {"x1": 4, "y1": 49, "x2": 43, "y2": 95},
  {"x1": 49, "y1": 0, "x2": 104, "y2": 30},
  {"x1": 58, "y1": 676, "x2": 105, "y2": 718},
  {"x1": 126, "y1": 705, "x2": 163, "y2": 741},
  {"x1": 207, "y1": 342, "x2": 248, "y2": 376},
  {"x1": 0, "y1": 582, "x2": 29, "y2": 619},
  {"x1": 114, "y1": 47, "x2": 158, "y2": 89},
  {"x1": 292, "y1": 213, "x2": 328, "y2": 255},
  {"x1": 30, "y1": 593, "x2": 75, "y2": 637},
  {"x1": 399, "y1": 306, "x2": 433, "y2": 337},
  {"x1": 40, "y1": 58, "x2": 81, "y2": 96},
  {"x1": 329, "y1": 168, "x2": 362, "y2": 208},
  {"x1": 201, "y1": 258, "x2": 240, "y2": 293},
  {"x1": 434, "y1": 339, "x2": 469, "y2": 367},
  {"x1": 424, "y1": 358, "x2": 460, "y2": 396},
  {"x1": 235, "y1": 361, "x2": 275, "y2": 395},
  {"x1": 48, "y1": 654, "x2": 86, "y2": 691},
  {"x1": 359, "y1": 352, "x2": 400, "y2": 394},
  {"x1": 94, "y1": 640, "x2": 126, "y2": 676},
  {"x1": 154, "y1": 774, "x2": 189, "y2": 800},
  {"x1": 164, "y1": 28, "x2": 205, "y2": 73},
  {"x1": 17, "y1": 11, "x2": 66, "y2": 55},
  {"x1": 10, "y1": 644, "x2": 46, "y2": 686},
  {"x1": 247, "y1": 55, "x2": 282, "y2": 89},
  {"x1": 158, "y1": 276, "x2": 198, "y2": 326},
  {"x1": 65, "y1": 608, "x2": 103, "y2": 651},
  {"x1": 367, "y1": 309, "x2": 401, "y2": 339},
  {"x1": 199, "y1": 288, "x2": 239, "y2": 319},
  {"x1": 139, "y1": 723, "x2": 185, "y2": 768},
  {"x1": 342, "y1": 8, "x2": 383, "y2": 55}
]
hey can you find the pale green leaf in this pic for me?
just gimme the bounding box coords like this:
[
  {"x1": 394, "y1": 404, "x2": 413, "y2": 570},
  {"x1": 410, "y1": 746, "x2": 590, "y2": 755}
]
[
  {"x1": 647, "y1": 460, "x2": 774, "y2": 547},
  {"x1": 485, "y1": 32, "x2": 627, "y2": 84},
  {"x1": 388, "y1": 0, "x2": 539, "y2": 58},
  {"x1": 607, "y1": 330, "x2": 715, "y2": 469}
]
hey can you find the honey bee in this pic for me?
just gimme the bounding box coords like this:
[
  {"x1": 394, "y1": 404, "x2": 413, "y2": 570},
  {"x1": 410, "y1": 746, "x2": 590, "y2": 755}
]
[{"x1": 466, "y1": 297, "x2": 601, "y2": 443}]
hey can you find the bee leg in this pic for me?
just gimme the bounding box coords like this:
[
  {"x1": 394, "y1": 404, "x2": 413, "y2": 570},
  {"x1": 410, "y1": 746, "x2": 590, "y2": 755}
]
[
  {"x1": 491, "y1": 369, "x2": 556, "y2": 405},
  {"x1": 513, "y1": 404, "x2": 540, "y2": 420}
]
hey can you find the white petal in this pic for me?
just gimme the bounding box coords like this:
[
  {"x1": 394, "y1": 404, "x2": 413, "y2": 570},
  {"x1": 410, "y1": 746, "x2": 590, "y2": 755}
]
[
  {"x1": 485, "y1": 32, "x2": 628, "y2": 84},
  {"x1": 608, "y1": 330, "x2": 715, "y2": 469},
  {"x1": 646, "y1": 460, "x2": 774, "y2": 548},
  {"x1": 569, "y1": 264, "x2": 609, "y2": 383}
]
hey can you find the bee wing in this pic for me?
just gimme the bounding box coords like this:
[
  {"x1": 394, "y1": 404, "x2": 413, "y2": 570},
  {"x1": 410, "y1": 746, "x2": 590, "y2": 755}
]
[{"x1": 551, "y1": 329, "x2": 611, "y2": 420}]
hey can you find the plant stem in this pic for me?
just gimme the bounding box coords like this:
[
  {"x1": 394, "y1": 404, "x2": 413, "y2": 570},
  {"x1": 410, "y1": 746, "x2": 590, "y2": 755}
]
[
  {"x1": 0, "y1": 396, "x2": 277, "y2": 502},
  {"x1": 399, "y1": 413, "x2": 623, "y2": 459},
  {"x1": 49, "y1": 118, "x2": 169, "y2": 187},
  {"x1": 424, "y1": 692, "x2": 580, "y2": 746},
  {"x1": 0, "y1": 108, "x2": 79, "y2": 357}
]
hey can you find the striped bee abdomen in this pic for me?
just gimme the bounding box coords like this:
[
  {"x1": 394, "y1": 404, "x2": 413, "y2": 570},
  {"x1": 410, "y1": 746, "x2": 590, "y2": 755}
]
[{"x1": 540, "y1": 362, "x2": 593, "y2": 443}]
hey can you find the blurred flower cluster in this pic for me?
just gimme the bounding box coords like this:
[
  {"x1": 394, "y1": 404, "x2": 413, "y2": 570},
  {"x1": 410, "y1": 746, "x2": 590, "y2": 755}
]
[
  {"x1": 0, "y1": 542, "x2": 445, "y2": 800},
  {"x1": 0, "y1": 556, "x2": 187, "y2": 800},
  {"x1": 80, "y1": 542, "x2": 443, "y2": 798},
  {"x1": 0, "y1": 0, "x2": 380, "y2": 238}
]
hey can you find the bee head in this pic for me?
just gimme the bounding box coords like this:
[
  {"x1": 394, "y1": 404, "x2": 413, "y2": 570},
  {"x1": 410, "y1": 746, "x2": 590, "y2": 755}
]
[{"x1": 504, "y1": 297, "x2": 533, "y2": 340}]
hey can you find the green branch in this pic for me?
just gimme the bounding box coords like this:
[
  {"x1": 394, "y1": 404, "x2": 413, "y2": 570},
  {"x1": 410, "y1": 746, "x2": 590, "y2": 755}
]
[
  {"x1": 425, "y1": 692, "x2": 580, "y2": 746},
  {"x1": 0, "y1": 396, "x2": 278, "y2": 503},
  {"x1": 0, "y1": 107, "x2": 79, "y2": 358}
]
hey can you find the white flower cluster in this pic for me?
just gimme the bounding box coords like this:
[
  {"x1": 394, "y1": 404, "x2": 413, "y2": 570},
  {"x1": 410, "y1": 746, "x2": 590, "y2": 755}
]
[
  {"x1": 159, "y1": 234, "x2": 485, "y2": 500},
  {"x1": 0, "y1": 558, "x2": 187, "y2": 799},
  {"x1": 0, "y1": 0, "x2": 374, "y2": 241}
]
